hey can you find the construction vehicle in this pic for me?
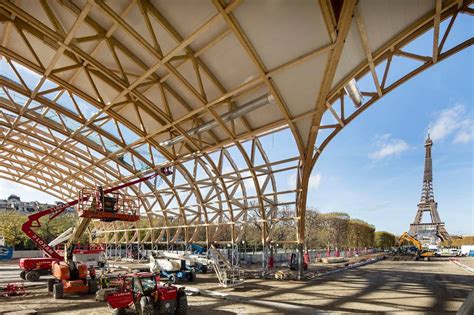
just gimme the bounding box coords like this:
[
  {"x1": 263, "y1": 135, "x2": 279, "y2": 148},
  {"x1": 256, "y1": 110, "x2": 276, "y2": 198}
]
[
  {"x1": 46, "y1": 210, "x2": 105, "y2": 298},
  {"x1": 47, "y1": 173, "x2": 166, "y2": 299},
  {"x1": 0, "y1": 235, "x2": 13, "y2": 260},
  {"x1": 19, "y1": 172, "x2": 162, "y2": 282},
  {"x1": 149, "y1": 246, "x2": 244, "y2": 287},
  {"x1": 398, "y1": 232, "x2": 436, "y2": 261},
  {"x1": 188, "y1": 244, "x2": 209, "y2": 272},
  {"x1": 149, "y1": 252, "x2": 196, "y2": 284},
  {"x1": 105, "y1": 272, "x2": 187, "y2": 315}
]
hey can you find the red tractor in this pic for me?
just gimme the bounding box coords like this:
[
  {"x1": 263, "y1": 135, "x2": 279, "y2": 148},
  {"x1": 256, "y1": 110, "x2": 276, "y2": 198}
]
[{"x1": 106, "y1": 272, "x2": 187, "y2": 315}]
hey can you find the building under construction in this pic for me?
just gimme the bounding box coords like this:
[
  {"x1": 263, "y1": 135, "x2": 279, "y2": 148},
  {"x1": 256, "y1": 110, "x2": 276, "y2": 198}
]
[{"x1": 0, "y1": 0, "x2": 473, "y2": 314}]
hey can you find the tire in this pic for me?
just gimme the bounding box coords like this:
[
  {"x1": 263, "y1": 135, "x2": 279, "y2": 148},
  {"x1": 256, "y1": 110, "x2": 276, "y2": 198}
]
[
  {"x1": 88, "y1": 279, "x2": 98, "y2": 294},
  {"x1": 176, "y1": 294, "x2": 188, "y2": 315},
  {"x1": 112, "y1": 308, "x2": 126, "y2": 315},
  {"x1": 168, "y1": 274, "x2": 176, "y2": 284},
  {"x1": 25, "y1": 270, "x2": 40, "y2": 282},
  {"x1": 47, "y1": 279, "x2": 56, "y2": 292},
  {"x1": 187, "y1": 271, "x2": 196, "y2": 282},
  {"x1": 20, "y1": 270, "x2": 26, "y2": 280},
  {"x1": 53, "y1": 283, "x2": 64, "y2": 299}
]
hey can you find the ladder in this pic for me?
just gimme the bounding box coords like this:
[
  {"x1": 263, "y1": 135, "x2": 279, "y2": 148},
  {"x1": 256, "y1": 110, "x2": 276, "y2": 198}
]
[{"x1": 209, "y1": 245, "x2": 244, "y2": 288}]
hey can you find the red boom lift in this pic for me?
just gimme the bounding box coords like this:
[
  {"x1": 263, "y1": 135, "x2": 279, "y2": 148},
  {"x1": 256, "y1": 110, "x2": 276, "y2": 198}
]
[{"x1": 19, "y1": 172, "x2": 163, "y2": 282}]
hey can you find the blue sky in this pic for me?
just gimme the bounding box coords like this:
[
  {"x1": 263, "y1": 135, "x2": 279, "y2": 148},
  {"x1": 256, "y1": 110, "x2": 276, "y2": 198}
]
[
  {"x1": 0, "y1": 14, "x2": 472, "y2": 236},
  {"x1": 312, "y1": 47, "x2": 473, "y2": 236}
]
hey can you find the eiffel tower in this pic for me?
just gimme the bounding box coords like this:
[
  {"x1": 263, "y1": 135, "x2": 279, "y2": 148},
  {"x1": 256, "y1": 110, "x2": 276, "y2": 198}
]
[{"x1": 409, "y1": 134, "x2": 450, "y2": 243}]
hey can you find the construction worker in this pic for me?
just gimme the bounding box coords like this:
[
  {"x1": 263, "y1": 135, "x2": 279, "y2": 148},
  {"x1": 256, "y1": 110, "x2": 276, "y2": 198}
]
[
  {"x1": 99, "y1": 271, "x2": 109, "y2": 289},
  {"x1": 95, "y1": 186, "x2": 104, "y2": 211},
  {"x1": 303, "y1": 251, "x2": 310, "y2": 269},
  {"x1": 160, "y1": 167, "x2": 173, "y2": 176},
  {"x1": 268, "y1": 255, "x2": 274, "y2": 269}
]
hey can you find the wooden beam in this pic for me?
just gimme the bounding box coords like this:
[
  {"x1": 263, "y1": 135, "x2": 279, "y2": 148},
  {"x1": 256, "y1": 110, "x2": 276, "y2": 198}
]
[
  {"x1": 354, "y1": 6, "x2": 382, "y2": 97},
  {"x1": 433, "y1": 0, "x2": 442, "y2": 63},
  {"x1": 299, "y1": 0, "x2": 356, "y2": 250}
]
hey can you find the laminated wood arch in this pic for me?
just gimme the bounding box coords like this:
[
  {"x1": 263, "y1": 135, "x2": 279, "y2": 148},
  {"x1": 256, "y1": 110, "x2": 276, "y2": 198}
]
[{"x1": 0, "y1": 0, "x2": 471, "y2": 249}]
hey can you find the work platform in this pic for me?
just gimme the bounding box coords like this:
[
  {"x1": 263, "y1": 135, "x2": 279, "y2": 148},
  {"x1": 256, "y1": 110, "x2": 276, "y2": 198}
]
[{"x1": 77, "y1": 188, "x2": 140, "y2": 222}]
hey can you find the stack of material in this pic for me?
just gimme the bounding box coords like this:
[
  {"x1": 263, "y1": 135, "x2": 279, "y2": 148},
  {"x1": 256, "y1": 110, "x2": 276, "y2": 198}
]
[
  {"x1": 321, "y1": 257, "x2": 347, "y2": 264},
  {"x1": 274, "y1": 270, "x2": 292, "y2": 280}
]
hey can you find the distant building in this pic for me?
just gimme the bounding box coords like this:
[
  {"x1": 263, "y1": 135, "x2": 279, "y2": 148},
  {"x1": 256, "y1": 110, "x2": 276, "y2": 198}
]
[{"x1": 0, "y1": 194, "x2": 74, "y2": 213}]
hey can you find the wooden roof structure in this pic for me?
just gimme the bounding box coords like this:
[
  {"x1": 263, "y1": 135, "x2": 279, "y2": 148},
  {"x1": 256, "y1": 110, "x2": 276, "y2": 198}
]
[{"x1": 0, "y1": 0, "x2": 472, "y2": 246}]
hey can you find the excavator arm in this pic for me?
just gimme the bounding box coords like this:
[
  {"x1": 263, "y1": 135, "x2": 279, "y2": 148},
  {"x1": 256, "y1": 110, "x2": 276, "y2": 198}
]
[
  {"x1": 398, "y1": 232, "x2": 422, "y2": 250},
  {"x1": 398, "y1": 231, "x2": 435, "y2": 260}
]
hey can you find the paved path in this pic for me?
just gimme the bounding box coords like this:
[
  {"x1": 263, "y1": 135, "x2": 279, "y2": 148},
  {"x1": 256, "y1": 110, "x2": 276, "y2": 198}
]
[
  {"x1": 0, "y1": 258, "x2": 473, "y2": 314},
  {"x1": 188, "y1": 258, "x2": 474, "y2": 314},
  {"x1": 459, "y1": 257, "x2": 474, "y2": 269}
]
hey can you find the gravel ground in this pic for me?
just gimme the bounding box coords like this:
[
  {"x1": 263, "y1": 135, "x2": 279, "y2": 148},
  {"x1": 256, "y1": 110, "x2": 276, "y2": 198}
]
[{"x1": 1, "y1": 257, "x2": 473, "y2": 314}]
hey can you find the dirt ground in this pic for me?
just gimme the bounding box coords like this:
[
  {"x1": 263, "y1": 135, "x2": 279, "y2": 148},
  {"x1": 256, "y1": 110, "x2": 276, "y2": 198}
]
[{"x1": 1, "y1": 257, "x2": 473, "y2": 314}]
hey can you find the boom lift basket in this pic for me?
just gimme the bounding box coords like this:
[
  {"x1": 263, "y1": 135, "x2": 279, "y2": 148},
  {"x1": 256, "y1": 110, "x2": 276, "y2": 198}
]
[{"x1": 77, "y1": 188, "x2": 140, "y2": 222}]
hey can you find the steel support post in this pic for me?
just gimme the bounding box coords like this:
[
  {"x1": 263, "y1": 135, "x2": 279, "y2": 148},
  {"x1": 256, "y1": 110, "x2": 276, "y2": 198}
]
[
  {"x1": 297, "y1": 243, "x2": 304, "y2": 280},
  {"x1": 138, "y1": 243, "x2": 144, "y2": 261}
]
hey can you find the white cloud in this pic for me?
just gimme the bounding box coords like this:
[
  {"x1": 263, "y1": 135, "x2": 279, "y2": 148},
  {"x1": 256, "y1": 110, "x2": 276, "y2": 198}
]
[
  {"x1": 369, "y1": 134, "x2": 409, "y2": 160},
  {"x1": 454, "y1": 130, "x2": 473, "y2": 144},
  {"x1": 429, "y1": 104, "x2": 473, "y2": 144},
  {"x1": 288, "y1": 173, "x2": 297, "y2": 190},
  {"x1": 308, "y1": 173, "x2": 322, "y2": 190},
  {"x1": 0, "y1": 179, "x2": 56, "y2": 203}
]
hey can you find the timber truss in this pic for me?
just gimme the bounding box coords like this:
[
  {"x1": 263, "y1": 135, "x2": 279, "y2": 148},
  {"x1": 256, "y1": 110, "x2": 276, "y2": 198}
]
[{"x1": 0, "y1": 0, "x2": 472, "y2": 248}]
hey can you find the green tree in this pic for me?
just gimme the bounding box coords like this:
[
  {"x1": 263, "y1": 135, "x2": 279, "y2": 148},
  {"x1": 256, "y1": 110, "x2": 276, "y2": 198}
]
[
  {"x1": 0, "y1": 211, "x2": 29, "y2": 248},
  {"x1": 316, "y1": 212, "x2": 350, "y2": 248},
  {"x1": 374, "y1": 231, "x2": 396, "y2": 249},
  {"x1": 0, "y1": 211, "x2": 88, "y2": 249},
  {"x1": 348, "y1": 219, "x2": 373, "y2": 248},
  {"x1": 304, "y1": 208, "x2": 321, "y2": 249}
]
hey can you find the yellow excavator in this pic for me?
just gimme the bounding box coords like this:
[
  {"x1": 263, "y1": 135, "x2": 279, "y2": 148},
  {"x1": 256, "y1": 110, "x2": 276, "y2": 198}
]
[{"x1": 398, "y1": 232, "x2": 435, "y2": 261}]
